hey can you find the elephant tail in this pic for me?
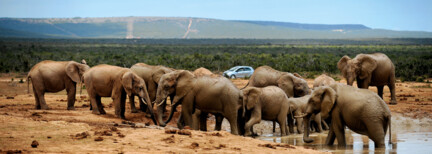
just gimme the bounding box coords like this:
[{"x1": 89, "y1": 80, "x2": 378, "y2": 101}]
[{"x1": 388, "y1": 115, "x2": 392, "y2": 145}]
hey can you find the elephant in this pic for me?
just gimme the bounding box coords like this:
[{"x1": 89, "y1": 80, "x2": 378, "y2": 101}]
[
  {"x1": 153, "y1": 70, "x2": 243, "y2": 135},
  {"x1": 242, "y1": 66, "x2": 310, "y2": 97},
  {"x1": 27, "y1": 60, "x2": 89, "y2": 110},
  {"x1": 129, "y1": 63, "x2": 174, "y2": 123},
  {"x1": 193, "y1": 67, "x2": 219, "y2": 77},
  {"x1": 83, "y1": 64, "x2": 157, "y2": 124},
  {"x1": 242, "y1": 66, "x2": 311, "y2": 132},
  {"x1": 242, "y1": 86, "x2": 292, "y2": 136},
  {"x1": 313, "y1": 74, "x2": 336, "y2": 88},
  {"x1": 337, "y1": 53, "x2": 397, "y2": 105},
  {"x1": 286, "y1": 94, "x2": 329, "y2": 134},
  {"x1": 296, "y1": 83, "x2": 391, "y2": 148}
]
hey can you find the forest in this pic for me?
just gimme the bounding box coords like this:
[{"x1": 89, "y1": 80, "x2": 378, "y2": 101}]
[{"x1": 0, "y1": 38, "x2": 431, "y2": 81}]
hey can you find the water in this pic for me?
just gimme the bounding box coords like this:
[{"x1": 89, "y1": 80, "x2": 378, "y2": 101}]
[{"x1": 254, "y1": 114, "x2": 432, "y2": 153}]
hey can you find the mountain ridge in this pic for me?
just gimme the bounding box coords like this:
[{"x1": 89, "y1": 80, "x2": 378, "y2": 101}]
[{"x1": 0, "y1": 17, "x2": 431, "y2": 39}]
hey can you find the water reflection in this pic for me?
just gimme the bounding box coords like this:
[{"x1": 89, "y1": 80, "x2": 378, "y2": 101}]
[{"x1": 258, "y1": 130, "x2": 432, "y2": 153}]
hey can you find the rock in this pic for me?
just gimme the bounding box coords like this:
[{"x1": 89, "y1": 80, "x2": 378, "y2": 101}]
[
  {"x1": 72, "y1": 132, "x2": 90, "y2": 140},
  {"x1": 31, "y1": 140, "x2": 39, "y2": 148},
  {"x1": 190, "y1": 142, "x2": 199, "y2": 149},
  {"x1": 6, "y1": 149, "x2": 22, "y2": 153},
  {"x1": 6, "y1": 96, "x2": 14, "y2": 99},
  {"x1": 177, "y1": 130, "x2": 192, "y2": 136},
  {"x1": 165, "y1": 129, "x2": 177, "y2": 134},
  {"x1": 47, "y1": 136, "x2": 52, "y2": 139},
  {"x1": 94, "y1": 137, "x2": 104, "y2": 141}
]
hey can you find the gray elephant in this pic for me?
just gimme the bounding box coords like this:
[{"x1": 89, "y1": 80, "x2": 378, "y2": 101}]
[
  {"x1": 153, "y1": 70, "x2": 243, "y2": 135},
  {"x1": 337, "y1": 53, "x2": 397, "y2": 105},
  {"x1": 313, "y1": 74, "x2": 336, "y2": 88},
  {"x1": 296, "y1": 83, "x2": 391, "y2": 148},
  {"x1": 288, "y1": 94, "x2": 329, "y2": 133},
  {"x1": 129, "y1": 63, "x2": 174, "y2": 124},
  {"x1": 243, "y1": 66, "x2": 310, "y2": 97},
  {"x1": 83, "y1": 64, "x2": 156, "y2": 123},
  {"x1": 27, "y1": 60, "x2": 89, "y2": 110},
  {"x1": 242, "y1": 86, "x2": 292, "y2": 136},
  {"x1": 242, "y1": 66, "x2": 311, "y2": 132}
]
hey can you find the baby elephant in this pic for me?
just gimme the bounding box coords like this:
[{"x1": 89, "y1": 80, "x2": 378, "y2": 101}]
[
  {"x1": 242, "y1": 86, "x2": 292, "y2": 136},
  {"x1": 83, "y1": 64, "x2": 156, "y2": 124}
]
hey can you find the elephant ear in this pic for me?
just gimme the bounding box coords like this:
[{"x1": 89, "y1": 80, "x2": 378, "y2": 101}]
[
  {"x1": 121, "y1": 71, "x2": 134, "y2": 97},
  {"x1": 171, "y1": 70, "x2": 195, "y2": 104},
  {"x1": 277, "y1": 73, "x2": 294, "y2": 97},
  {"x1": 337, "y1": 56, "x2": 351, "y2": 74},
  {"x1": 319, "y1": 86, "x2": 337, "y2": 119},
  {"x1": 65, "y1": 62, "x2": 81, "y2": 83},
  {"x1": 357, "y1": 55, "x2": 377, "y2": 80},
  {"x1": 152, "y1": 69, "x2": 166, "y2": 84},
  {"x1": 243, "y1": 88, "x2": 261, "y2": 110}
]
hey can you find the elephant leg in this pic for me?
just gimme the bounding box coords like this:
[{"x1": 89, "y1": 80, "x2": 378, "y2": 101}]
[
  {"x1": 32, "y1": 87, "x2": 41, "y2": 109},
  {"x1": 192, "y1": 110, "x2": 201, "y2": 130},
  {"x1": 38, "y1": 91, "x2": 49, "y2": 110},
  {"x1": 114, "y1": 93, "x2": 126, "y2": 119},
  {"x1": 332, "y1": 121, "x2": 346, "y2": 147},
  {"x1": 287, "y1": 116, "x2": 295, "y2": 134},
  {"x1": 322, "y1": 120, "x2": 329, "y2": 130},
  {"x1": 272, "y1": 121, "x2": 276, "y2": 133},
  {"x1": 366, "y1": 121, "x2": 386, "y2": 148},
  {"x1": 277, "y1": 115, "x2": 288, "y2": 136},
  {"x1": 325, "y1": 124, "x2": 336, "y2": 145},
  {"x1": 66, "y1": 83, "x2": 76, "y2": 110},
  {"x1": 129, "y1": 94, "x2": 139, "y2": 113},
  {"x1": 314, "y1": 115, "x2": 323, "y2": 133},
  {"x1": 90, "y1": 93, "x2": 102, "y2": 115},
  {"x1": 389, "y1": 81, "x2": 397, "y2": 105},
  {"x1": 176, "y1": 112, "x2": 184, "y2": 129},
  {"x1": 226, "y1": 110, "x2": 240, "y2": 135},
  {"x1": 199, "y1": 112, "x2": 208, "y2": 131},
  {"x1": 95, "y1": 95, "x2": 106, "y2": 114},
  {"x1": 244, "y1": 110, "x2": 260, "y2": 136},
  {"x1": 180, "y1": 95, "x2": 194, "y2": 128},
  {"x1": 215, "y1": 114, "x2": 223, "y2": 131},
  {"x1": 377, "y1": 85, "x2": 384, "y2": 99}
]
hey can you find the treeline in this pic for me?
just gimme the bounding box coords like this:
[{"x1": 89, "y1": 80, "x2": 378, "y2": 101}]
[{"x1": 0, "y1": 40, "x2": 431, "y2": 81}]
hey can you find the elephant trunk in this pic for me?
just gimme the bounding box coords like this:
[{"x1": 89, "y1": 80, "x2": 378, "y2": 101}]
[
  {"x1": 303, "y1": 114, "x2": 314, "y2": 143},
  {"x1": 163, "y1": 100, "x2": 181, "y2": 126},
  {"x1": 141, "y1": 98, "x2": 157, "y2": 125}
]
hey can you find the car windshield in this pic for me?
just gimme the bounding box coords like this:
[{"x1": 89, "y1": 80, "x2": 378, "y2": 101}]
[{"x1": 228, "y1": 67, "x2": 240, "y2": 71}]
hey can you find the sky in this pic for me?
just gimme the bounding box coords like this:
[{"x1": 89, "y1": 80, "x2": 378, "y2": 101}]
[{"x1": 0, "y1": 0, "x2": 431, "y2": 32}]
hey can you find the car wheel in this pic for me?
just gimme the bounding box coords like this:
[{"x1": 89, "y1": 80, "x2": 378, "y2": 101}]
[{"x1": 230, "y1": 75, "x2": 236, "y2": 79}]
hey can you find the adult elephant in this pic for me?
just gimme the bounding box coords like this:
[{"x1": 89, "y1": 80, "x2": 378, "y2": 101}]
[
  {"x1": 129, "y1": 63, "x2": 174, "y2": 124},
  {"x1": 243, "y1": 66, "x2": 310, "y2": 97},
  {"x1": 153, "y1": 70, "x2": 243, "y2": 135},
  {"x1": 242, "y1": 86, "x2": 292, "y2": 136},
  {"x1": 296, "y1": 83, "x2": 391, "y2": 148},
  {"x1": 337, "y1": 53, "x2": 397, "y2": 105},
  {"x1": 27, "y1": 60, "x2": 89, "y2": 110},
  {"x1": 83, "y1": 64, "x2": 157, "y2": 124}
]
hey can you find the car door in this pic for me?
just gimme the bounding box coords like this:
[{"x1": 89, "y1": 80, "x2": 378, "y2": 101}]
[
  {"x1": 236, "y1": 68, "x2": 245, "y2": 78},
  {"x1": 244, "y1": 67, "x2": 252, "y2": 77}
]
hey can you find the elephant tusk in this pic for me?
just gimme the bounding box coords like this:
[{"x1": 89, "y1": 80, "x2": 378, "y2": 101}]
[
  {"x1": 157, "y1": 100, "x2": 165, "y2": 107},
  {"x1": 294, "y1": 113, "x2": 307, "y2": 118},
  {"x1": 140, "y1": 98, "x2": 148, "y2": 105}
]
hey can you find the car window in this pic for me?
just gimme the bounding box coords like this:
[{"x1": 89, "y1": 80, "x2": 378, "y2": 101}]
[
  {"x1": 236, "y1": 68, "x2": 244, "y2": 72},
  {"x1": 244, "y1": 68, "x2": 251, "y2": 71},
  {"x1": 229, "y1": 67, "x2": 239, "y2": 71}
]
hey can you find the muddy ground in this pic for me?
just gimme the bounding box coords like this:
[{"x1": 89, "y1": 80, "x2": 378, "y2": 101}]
[{"x1": 1, "y1": 73, "x2": 431, "y2": 153}]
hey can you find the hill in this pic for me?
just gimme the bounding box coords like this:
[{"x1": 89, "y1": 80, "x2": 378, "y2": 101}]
[{"x1": 0, "y1": 17, "x2": 431, "y2": 39}]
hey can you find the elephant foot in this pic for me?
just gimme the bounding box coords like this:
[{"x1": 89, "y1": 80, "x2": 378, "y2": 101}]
[
  {"x1": 303, "y1": 137, "x2": 314, "y2": 143},
  {"x1": 92, "y1": 110, "x2": 103, "y2": 115},
  {"x1": 67, "y1": 106, "x2": 75, "y2": 110},
  {"x1": 35, "y1": 105, "x2": 41, "y2": 110},
  {"x1": 389, "y1": 100, "x2": 397, "y2": 105},
  {"x1": 145, "y1": 114, "x2": 151, "y2": 118},
  {"x1": 245, "y1": 131, "x2": 253, "y2": 137},
  {"x1": 41, "y1": 106, "x2": 50, "y2": 110}
]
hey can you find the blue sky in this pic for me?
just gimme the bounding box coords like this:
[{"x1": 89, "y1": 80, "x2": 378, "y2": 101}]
[{"x1": 1, "y1": 0, "x2": 431, "y2": 32}]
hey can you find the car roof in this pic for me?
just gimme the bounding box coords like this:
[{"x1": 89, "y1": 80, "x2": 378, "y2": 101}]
[{"x1": 231, "y1": 66, "x2": 253, "y2": 69}]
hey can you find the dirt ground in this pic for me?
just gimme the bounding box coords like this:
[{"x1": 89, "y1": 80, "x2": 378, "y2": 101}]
[{"x1": 1, "y1": 73, "x2": 431, "y2": 153}]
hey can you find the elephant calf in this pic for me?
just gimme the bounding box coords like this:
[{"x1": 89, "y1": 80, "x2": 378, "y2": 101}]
[
  {"x1": 313, "y1": 74, "x2": 336, "y2": 88},
  {"x1": 288, "y1": 94, "x2": 329, "y2": 134},
  {"x1": 297, "y1": 83, "x2": 391, "y2": 148},
  {"x1": 83, "y1": 64, "x2": 157, "y2": 123},
  {"x1": 242, "y1": 86, "x2": 292, "y2": 136},
  {"x1": 27, "y1": 60, "x2": 89, "y2": 110}
]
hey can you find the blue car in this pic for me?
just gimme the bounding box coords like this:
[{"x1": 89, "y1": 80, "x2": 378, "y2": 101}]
[{"x1": 223, "y1": 66, "x2": 254, "y2": 79}]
